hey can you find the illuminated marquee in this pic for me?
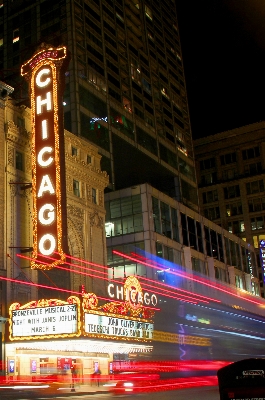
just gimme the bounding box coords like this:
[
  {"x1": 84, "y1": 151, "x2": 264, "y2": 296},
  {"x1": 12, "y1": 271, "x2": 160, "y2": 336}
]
[
  {"x1": 21, "y1": 46, "x2": 70, "y2": 269},
  {"x1": 9, "y1": 277, "x2": 156, "y2": 343},
  {"x1": 83, "y1": 276, "x2": 155, "y2": 342},
  {"x1": 9, "y1": 297, "x2": 81, "y2": 341},
  {"x1": 84, "y1": 313, "x2": 153, "y2": 340}
]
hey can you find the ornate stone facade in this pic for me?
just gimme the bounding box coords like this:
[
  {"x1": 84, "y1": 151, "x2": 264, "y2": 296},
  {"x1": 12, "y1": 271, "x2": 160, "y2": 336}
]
[{"x1": 0, "y1": 99, "x2": 109, "y2": 307}]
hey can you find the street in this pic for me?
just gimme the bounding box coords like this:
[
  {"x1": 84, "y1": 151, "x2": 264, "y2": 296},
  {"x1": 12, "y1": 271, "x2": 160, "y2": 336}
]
[{"x1": 0, "y1": 386, "x2": 220, "y2": 400}]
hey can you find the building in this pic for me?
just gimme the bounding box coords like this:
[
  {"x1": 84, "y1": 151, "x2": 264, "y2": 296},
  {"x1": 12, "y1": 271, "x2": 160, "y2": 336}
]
[
  {"x1": 0, "y1": 0, "x2": 198, "y2": 210},
  {"x1": 194, "y1": 122, "x2": 265, "y2": 297},
  {"x1": 105, "y1": 182, "x2": 260, "y2": 299}
]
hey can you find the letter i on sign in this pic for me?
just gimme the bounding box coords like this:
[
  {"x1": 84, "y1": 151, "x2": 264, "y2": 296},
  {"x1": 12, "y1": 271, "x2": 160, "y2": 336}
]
[{"x1": 21, "y1": 45, "x2": 70, "y2": 269}]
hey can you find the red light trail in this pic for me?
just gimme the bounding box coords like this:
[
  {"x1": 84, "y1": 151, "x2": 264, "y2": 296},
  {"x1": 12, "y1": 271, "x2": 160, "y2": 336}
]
[
  {"x1": 113, "y1": 250, "x2": 265, "y2": 306},
  {"x1": 14, "y1": 249, "x2": 265, "y2": 307},
  {"x1": 17, "y1": 253, "x2": 215, "y2": 305}
]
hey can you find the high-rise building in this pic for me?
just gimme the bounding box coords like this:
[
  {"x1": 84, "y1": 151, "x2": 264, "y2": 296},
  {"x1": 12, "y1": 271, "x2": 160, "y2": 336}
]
[
  {"x1": 194, "y1": 122, "x2": 265, "y2": 297},
  {"x1": 0, "y1": 0, "x2": 198, "y2": 210}
]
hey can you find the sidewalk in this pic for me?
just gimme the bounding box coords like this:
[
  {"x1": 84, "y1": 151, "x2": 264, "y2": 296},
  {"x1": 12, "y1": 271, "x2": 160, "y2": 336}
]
[{"x1": 51, "y1": 382, "x2": 110, "y2": 396}]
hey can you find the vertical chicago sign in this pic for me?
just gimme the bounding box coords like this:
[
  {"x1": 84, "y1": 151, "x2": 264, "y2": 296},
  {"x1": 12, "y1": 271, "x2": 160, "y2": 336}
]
[{"x1": 21, "y1": 45, "x2": 70, "y2": 269}]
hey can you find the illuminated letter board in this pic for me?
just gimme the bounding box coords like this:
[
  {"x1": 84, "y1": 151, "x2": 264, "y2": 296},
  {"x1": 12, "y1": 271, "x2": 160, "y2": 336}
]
[
  {"x1": 9, "y1": 297, "x2": 81, "y2": 341},
  {"x1": 21, "y1": 46, "x2": 70, "y2": 269}
]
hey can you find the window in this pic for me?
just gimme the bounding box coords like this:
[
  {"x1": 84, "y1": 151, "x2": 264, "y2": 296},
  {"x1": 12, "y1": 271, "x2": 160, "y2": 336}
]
[
  {"x1": 145, "y1": 6, "x2": 153, "y2": 20},
  {"x1": 202, "y1": 189, "x2": 218, "y2": 204},
  {"x1": 13, "y1": 28, "x2": 19, "y2": 43},
  {"x1": 73, "y1": 180, "x2": 80, "y2": 197},
  {"x1": 171, "y1": 207, "x2": 179, "y2": 242},
  {"x1": 246, "y1": 180, "x2": 264, "y2": 195},
  {"x1": 161, "y1": 201, "x2": 171, "y2": 238},
  {"x1": 79, "y1": 85, "x2": 107, "y2": 116},
  {"x1": 214, "y1": 267, "x2": 227, "y2": 282},
  {"x1": 244, "y1": 162, "x2": 262, "y2": 175},
  {"x1": 251, "y1": 216, "x2": 265, "y2": 230},
  {"x1": 230, "y1": 240, "x2": 239, "y2": 267},
  {"x1": 72, "y1": 146, "x2": 77, "y2": 156},
  {"x1": 242, "y1": 146, "x2": 260, "y2": 160},
  {"x1": 196, "y1": 221, "x2": 204, "y2": 253},
  {"x1": 181, "y1": 213, "x2": 189, "y2": 246},
  {"x1": 181, "y1": 179, "x2": 198, "y2": 208},
  {"x1": 17, "y1": 117, "x2": 25, "y2": 129},
  {"x1": 87, "y1": 155, "x2": 92, "y2": 164},
  {"x1": 188, "y1": 216, "x2": 197, "y2": 250},
  {"x1": 123, "y1": 97, "x2": 132, "y2": 113},
  {"x1": 210, "y1": 229, "x2": 218, "y2": 258},
  {"x1": 204, "y1": 226, "x2": 211, "y2": 256},
  {"x1": 92, "y1": 188, "x2": 97, "y2": 204},
  {"x1": 224, "y1": 185, "x2": 240, "y2": 199},
  {"x1": 225, "y1": 237, "x2": 231, "y2": 265},
  {"x1": 152, "y1": 197, "x2": 161, "y2": 234},
  {"x1": 228, "y1": 220, "x2": 245, "y2": 234},
  {"x1": 105, "y1": 195, "x2": 143, "y2": 237},
  {"x1": 204, "y1": 207, "x2": 220, "y2": 220},
  {"x1": 80, "y1": 113, "x2": 110, "y2": 151},
  {"x1": 159, "y1": 144, "x2": 178, "y2": 169},
  {"x1": 220, "y1": 152, "x2": 236, "y2": 165},
  {"x1": 201, "y1": 172, "x2": 217, "y2": 185},
  {"x1": 179, "y1": 158, "x2": 196, "y2": 182},
  {"x1": 235, "y1": 275, "x2": 243, "y2": 289},
  {"x1": 226, "y1": 202, "x2": 242, "y2": 216},
  {"x1": 218, "y1": 233, "x2": 225, "y2": 263},
  {"x1": 152, "y1": 197, "x2": 180, "y2": 243},
  {"x1": 192, "y1": 258, "x2": 207, "y2": 275},
  {"x1": 142, "y1": 78, "x2": 151, "y2": 94},
  {"x1": 248, "y1": 197, "x2": 265, "y2": 212},
  {"x1": 199, "y1": 157, "x2": 215, "y2": 170},
  {"x1": 15, "y1": 151, "x2": 24, "y2": 171},
  {"x1": 222, "y1": 168, "x2": 238, "y2": 180},
  {"x1": 253, "y1": 234, "x2": 265, "y2": 248},
  {"x1": 110, "y1": 108, "x2": 134, "y2": 139}
]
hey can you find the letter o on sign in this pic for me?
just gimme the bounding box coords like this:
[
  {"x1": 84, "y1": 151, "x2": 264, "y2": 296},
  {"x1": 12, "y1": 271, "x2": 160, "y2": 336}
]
[
  {"x1": 151, "y1": 294, "x2": 158, "y2": 306},
  {"x1": 39, "y1": 234, "x2": 56, "y2": 256}
]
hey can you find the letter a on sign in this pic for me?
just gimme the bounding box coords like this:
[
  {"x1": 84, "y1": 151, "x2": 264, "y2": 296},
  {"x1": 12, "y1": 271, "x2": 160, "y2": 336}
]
[{"x1": 21, "y1": 45, "x2": 70, "y2": 269}]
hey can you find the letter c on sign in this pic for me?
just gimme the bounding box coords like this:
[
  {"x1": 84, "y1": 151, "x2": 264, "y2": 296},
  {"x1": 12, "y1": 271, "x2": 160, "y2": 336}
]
[
  {"x1": 108, "y1": 284, "x2": 115, "y2": 298},
  {"x1": 36, "y1": 68, "x2": 51, "y2": 88},
  {"x1": 37, "y1": 147, "x2": 54, "y2": 167}
]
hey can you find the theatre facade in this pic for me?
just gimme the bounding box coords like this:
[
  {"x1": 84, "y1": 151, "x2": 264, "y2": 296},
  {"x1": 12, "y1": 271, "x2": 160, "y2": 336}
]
[
  {"x1": 6, "y1": 276, "x2": 155, "y2": 379},
  {"x1": 0, "y1": 45, "x2": 110, "y2": 373}
]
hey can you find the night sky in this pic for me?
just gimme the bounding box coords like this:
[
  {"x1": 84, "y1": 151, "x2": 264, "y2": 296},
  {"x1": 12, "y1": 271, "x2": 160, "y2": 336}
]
[{"x1": 175, "y1": 0, "x2": 265, "y2": 139}]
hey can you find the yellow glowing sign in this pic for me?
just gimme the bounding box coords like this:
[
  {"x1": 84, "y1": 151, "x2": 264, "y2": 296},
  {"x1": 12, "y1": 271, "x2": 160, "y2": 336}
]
[
  {"x1": 9, "y1": 296, "x2": 81, "y2": 341},
  {"x1": 21, "y1": 46, "x2": 69, "y2": 269},
  {"x1": 82, "y1": 277, "x2": 155, "y2": 343},
  {"x1": 8, "y1": 277, "x2": 156, "y2": 343},
  {"x1": 152, "y1": 330, "x2": 211, "y2": 347}
]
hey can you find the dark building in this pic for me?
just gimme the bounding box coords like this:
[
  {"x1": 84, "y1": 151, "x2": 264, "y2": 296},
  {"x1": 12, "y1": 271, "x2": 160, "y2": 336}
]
[
  {"x1": 194, "y1": 122, "x2": 265, "y2": 297},
  {"x1": 0, "y1": 0, "x2": 198, "y2": 210}
]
